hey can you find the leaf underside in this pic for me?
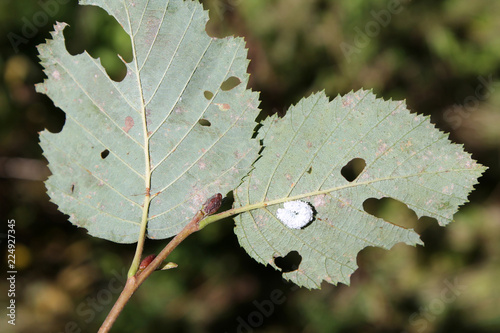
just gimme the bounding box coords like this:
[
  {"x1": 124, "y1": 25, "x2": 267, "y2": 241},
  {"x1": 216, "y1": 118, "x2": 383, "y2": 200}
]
[
  {"x1": 36, "y1": 0, "x2": 485, "y2": 289},
  {"x1": 234, "y1": 90, "x2": 486, "y2": 289},
  {"x1": 37, "y1": 0, "x2": 260, "y2": 243}
]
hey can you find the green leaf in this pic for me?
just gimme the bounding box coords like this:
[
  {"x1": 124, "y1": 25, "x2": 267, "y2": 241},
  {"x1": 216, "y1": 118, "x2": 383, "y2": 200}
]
[
  {"x1": 234, "y1": 90, "x2": 486, "y2": 289},
  {"x1": 36, "y1": 0, "x2": 260, "y2": 243}
]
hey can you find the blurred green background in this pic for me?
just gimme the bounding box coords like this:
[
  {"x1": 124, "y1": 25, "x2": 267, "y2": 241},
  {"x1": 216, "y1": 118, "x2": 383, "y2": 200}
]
[{"x1": 1, "y1": 0, "x2": 499, "y2": 332}]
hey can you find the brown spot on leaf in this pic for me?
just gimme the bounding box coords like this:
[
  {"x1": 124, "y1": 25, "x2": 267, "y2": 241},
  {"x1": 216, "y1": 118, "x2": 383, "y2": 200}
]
[
  {"x1": 123, "y1": 116, "x2": 134, "y2": 133},
  {"x1": 215, "y1": 103, "x2": 230, "y2": 111},
  {"x1": 313, "y1": 194, "x2": 328, "y2": 207}
]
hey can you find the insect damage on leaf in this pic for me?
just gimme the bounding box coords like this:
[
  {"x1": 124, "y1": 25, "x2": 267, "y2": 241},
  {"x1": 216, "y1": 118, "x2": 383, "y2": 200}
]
[
  {"x1": 35, "y1": 0, "x2": 261, "y2": 243},
  {"x1": 234, "y1": 89, "x2": 486, "y2": 289}
]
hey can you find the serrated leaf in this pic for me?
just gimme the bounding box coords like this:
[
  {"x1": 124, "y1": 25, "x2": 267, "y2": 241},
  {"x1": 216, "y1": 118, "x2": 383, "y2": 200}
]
[
  {"x1": 36, "y1": 0, "x2": 260, "y2": 243},
  {"x1": 234, "y1": 90, "x2": 486, "y2": 289}
]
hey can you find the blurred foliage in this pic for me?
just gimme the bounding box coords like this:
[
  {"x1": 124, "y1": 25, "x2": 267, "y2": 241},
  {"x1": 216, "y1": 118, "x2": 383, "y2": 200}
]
[{"x1": 1, "y1": 0, "x2": 499, "y2": 332}]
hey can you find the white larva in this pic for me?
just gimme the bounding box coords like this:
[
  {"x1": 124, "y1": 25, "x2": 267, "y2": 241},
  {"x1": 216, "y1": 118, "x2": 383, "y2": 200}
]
[{"x1": 276, "y1": 200, "x2": 314, "y2": 229}]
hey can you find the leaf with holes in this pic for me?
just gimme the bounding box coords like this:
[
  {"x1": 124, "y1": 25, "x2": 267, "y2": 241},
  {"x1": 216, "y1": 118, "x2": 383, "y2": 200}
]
[
  {"x1": 37, "y1": 0, "x2": 260, "y2": 243},
  {"x1": 234, "y1": 90, "x2": 486, "y2": 289}
]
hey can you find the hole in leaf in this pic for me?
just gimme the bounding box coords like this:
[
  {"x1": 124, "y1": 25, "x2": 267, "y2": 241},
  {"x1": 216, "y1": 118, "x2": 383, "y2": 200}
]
[
  {"x1": 198, "y1": 119, "x2": 211, "y2": 127},
  {"x1": 40, "y1": 94, "x2": 66, "y2": 133},
  {"x1": 341, "y1": 158, "x2": 366, "y2": 182},
  {"x1": 101, "y1": 149, "x2": 110, "y2": 159},
  {"x1": 204, "y1": 90, "x2": 214, "y2": 100},
  {"x1": 220, "y1": 76, "x2": 241, "y2": 91},
  {"x1": 363, "y1": 197, "x2": 418, "y2": 229},
  {"x1": 418, "y1": 216, "x2": 448, "y2": 254},
  {"x1": 203, "y1": 2, "x2": 235, "y2": 38},
  {"x1": 274, "y1": 251, "x2": 302, "y2": 273},
  {"x1": 63, "y1": 5, "x2": 133, "y2": 82}
]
